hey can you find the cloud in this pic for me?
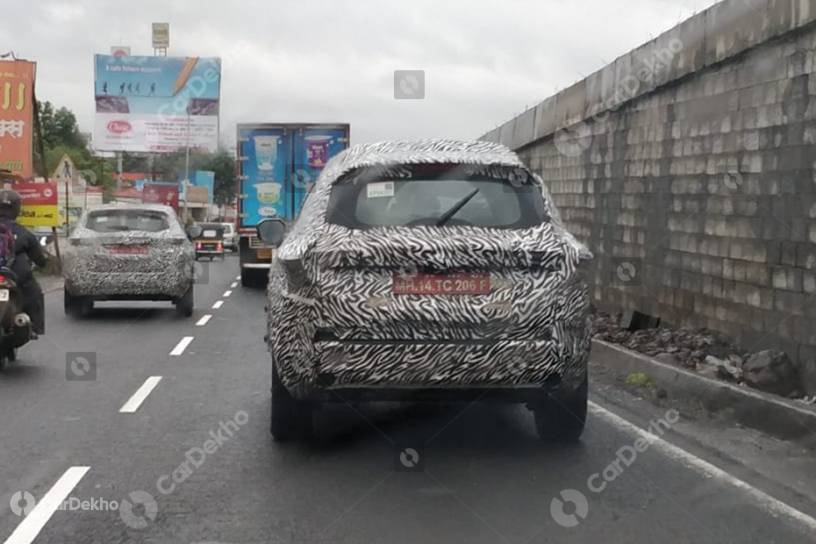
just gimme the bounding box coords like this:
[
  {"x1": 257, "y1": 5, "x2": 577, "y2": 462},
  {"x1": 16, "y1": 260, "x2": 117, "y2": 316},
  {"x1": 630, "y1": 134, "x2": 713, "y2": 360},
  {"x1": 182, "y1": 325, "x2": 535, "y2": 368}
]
[{"x1": 0, "y1": 0, "x2": 719, "y2": 148}]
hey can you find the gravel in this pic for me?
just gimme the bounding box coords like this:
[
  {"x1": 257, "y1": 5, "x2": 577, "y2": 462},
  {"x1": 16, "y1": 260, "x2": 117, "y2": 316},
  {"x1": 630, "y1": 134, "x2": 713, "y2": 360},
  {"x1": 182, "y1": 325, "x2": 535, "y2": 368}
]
[{"x1": 591, "y1": 311, "x2": 808, "y2": 399}]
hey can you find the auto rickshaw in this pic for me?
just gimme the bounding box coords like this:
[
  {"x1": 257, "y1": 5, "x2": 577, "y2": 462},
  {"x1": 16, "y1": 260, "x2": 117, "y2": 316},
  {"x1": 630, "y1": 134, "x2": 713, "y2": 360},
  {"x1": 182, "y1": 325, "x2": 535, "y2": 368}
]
[{"x1": 192, "y1": 223, "x2": 225, "y2": 261}]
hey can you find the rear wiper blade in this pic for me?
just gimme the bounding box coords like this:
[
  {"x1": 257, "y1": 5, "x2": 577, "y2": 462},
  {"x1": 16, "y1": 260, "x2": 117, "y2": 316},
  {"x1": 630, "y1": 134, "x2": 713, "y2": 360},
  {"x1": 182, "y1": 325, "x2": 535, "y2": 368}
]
[{"x1": 436, "y1": 189, "x2": 480, "y2": 227}]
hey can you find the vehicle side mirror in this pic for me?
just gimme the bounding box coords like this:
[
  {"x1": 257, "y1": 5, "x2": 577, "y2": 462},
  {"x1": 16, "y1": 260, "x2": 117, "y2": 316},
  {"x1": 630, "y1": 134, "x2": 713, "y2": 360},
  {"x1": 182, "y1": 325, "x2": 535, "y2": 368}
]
[
  {"x1": 187, "y1": 226, "x2": 202, "y2": 240},
  {"x1": 256, "y1": 219, "x2": 286, "y2": 247}
]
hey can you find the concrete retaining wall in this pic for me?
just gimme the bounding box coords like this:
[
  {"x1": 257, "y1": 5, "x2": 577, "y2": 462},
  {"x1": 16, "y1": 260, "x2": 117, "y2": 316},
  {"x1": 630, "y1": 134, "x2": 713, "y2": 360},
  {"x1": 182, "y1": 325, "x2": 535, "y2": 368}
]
[{"x1": 482, "y1": 0, "x2": 816, "y2": 392}]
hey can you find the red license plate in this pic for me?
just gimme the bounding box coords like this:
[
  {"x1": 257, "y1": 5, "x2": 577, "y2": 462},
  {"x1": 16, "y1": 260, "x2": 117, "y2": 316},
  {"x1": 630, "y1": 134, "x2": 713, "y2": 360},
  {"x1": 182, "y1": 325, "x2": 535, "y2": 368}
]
[
  {"x1": 392, "y1": 273, "x2": 491, "y2": 295},
  {"x1": 109, "y1": 245, "x2": 148, "y2": 255}
]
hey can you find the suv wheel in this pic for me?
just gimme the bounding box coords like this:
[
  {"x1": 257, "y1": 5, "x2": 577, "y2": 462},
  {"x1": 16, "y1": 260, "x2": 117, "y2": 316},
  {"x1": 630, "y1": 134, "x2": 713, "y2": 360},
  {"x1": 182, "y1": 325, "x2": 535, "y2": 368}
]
[
  {"x1": 241, "y1": 269, "x2": 265, "y2": 288},
  {"x1": 64, "y1": 291, "x2": 93, "y2": 318},
  {"x1": 175, "y1": 285, "x2": 194, "y2": 317},
  {"x1": 270, "y1": 363, "x2": 312, "y2": 441},
  {"x1": 532, "y1": 376, "x2": 588, "y2": 442}
]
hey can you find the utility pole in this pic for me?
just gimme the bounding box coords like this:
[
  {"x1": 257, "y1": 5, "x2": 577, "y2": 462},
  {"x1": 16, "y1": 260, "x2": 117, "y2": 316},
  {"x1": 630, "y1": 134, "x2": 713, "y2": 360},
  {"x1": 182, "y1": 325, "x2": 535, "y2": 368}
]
[
  {"x1": 116, "y1": 152, "x2": 123, "y2": 188},
  {"x1": 183, "y1": 113, "x2": 190, "y2": 223}
]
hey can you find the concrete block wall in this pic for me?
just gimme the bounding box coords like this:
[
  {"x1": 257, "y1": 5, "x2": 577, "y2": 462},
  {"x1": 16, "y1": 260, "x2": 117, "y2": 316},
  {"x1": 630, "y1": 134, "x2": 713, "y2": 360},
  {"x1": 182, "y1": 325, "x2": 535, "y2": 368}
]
[{"x1": 483, "y1": 0, "x2": 816, "y2": 392}]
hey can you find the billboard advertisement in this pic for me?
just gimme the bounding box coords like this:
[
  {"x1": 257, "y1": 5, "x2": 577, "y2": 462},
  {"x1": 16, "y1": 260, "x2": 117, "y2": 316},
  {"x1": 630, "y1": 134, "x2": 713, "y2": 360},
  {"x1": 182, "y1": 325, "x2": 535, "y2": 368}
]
[
  {"x1": 239, "y1": 126, "x2": 291, "y2": 225},
  {"x1": 15, "y1": 182, "x2": 59, "y2": 227},
  {"x1": 0, "y1": 60, "x2": 36, "y2": 178},
  {"x1": 192, "y1": 170, "x2": 214, "y2": 203},
  {"x1": 236, "y1": 124, "x2": 350, "y2": 229},
  {"x1": 292, "y1": 127, "x2": 348, "y2": 217},
  {"x1": 142, "y1": 182, "x2": 179, "y2": 211},
  {"x1": 93, "y1": 55, "x2": 220, "y2": 153},
  {"x1": 152, "y1": 23, "x2": 170, "y2": 48}
]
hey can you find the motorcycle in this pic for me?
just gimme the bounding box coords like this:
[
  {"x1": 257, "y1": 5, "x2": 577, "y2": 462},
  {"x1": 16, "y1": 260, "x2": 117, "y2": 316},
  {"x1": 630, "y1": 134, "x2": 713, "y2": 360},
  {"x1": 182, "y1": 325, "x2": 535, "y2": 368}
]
[{"x1": 0, "y1": 268, "x2": 33, "y2": 370}]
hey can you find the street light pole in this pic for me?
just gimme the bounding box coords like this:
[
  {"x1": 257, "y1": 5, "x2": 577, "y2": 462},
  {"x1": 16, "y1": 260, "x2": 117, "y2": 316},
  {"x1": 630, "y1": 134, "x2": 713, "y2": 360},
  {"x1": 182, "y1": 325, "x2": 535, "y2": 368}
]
[{"x1": 183, "y1": 112, "x2": 190, "y2": 223}]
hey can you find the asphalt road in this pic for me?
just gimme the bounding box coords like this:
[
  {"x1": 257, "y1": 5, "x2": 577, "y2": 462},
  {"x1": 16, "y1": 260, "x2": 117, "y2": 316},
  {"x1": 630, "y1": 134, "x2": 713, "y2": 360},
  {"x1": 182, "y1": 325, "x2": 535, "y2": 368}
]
[{"x1": 1, "y1": 256, "x2": 815, "y2": 544}]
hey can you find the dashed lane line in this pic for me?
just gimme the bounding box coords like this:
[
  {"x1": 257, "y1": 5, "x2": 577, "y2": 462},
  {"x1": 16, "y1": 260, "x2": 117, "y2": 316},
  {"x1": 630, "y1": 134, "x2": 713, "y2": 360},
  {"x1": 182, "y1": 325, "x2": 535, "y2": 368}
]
[
  {"x1": 4, "y1": 466, "x2": 90, "y2": 544},
  {"x1": 119, "y1": 376, "x2": 163, "y2": 413},
  {"x1": 196, "y1": 314, "x2": 212, "y2": 326},
  {"x1": 212, "y1": 300, "x2": 224, "y2": 309},
  {"x1": 223, "y1": 290, "x2": 232, "y2": 297},
  {"x1": 170, "y1": 336, "x2": 194, "y2": 356},
  {"x1": 230, "y1": 281, "x2": 238, "y2": 288}
]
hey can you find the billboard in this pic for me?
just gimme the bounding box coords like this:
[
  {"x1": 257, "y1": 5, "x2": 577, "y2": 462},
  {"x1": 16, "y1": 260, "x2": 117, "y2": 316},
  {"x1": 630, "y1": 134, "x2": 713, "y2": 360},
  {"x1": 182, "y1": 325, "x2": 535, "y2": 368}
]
[
  {"x1": 192, "y1": 170, "x2": 214, "y2": 203},
  {"x1": 15, "y1": 182, "x2": 59, "y2": 227},
  {"x1": 93, "y1": 55, "x2": 220, "y2": 153},
  {"x1": 142, "y1": 182, "x2": 179, "y2": 211},
  {"x1": 152, "y1": 23, "x2": 170, "y2": 49},
  {"x1": 0, "y1": 60, "x2": 36, "y2": 178}
]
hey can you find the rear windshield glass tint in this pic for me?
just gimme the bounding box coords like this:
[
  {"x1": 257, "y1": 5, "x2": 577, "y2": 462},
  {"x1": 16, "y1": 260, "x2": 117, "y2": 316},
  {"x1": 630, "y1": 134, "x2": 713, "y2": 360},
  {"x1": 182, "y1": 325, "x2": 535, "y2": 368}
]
[
  {"x1": 197, "y1": 224, "x2": 225, "y2": 238},
  {"x1": 326, "y1": 163, "x2": 548, "y2": 229},
  {"x1": 86, "y1": 210, "x2": 170, "y2": 233}
]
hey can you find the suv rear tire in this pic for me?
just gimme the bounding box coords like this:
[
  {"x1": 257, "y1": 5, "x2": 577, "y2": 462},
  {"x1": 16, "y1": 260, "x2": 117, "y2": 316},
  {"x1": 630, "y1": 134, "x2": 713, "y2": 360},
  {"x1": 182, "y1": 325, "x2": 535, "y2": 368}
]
[
  {"x1": 64, "y1": 291, "x2": 93, "y2": 318},
  {"x1": 241, "y1": 269, "x2": 266, "y2": 288},
  {"x1": 270, "y1": 363, "x2": 312, "y2": 441},
  {"x1": 532, "y1": 376, "x2": 588, "y2": 442},
  {"x1": 175, "y1": 285, "x2": 194, "y2": 317}
]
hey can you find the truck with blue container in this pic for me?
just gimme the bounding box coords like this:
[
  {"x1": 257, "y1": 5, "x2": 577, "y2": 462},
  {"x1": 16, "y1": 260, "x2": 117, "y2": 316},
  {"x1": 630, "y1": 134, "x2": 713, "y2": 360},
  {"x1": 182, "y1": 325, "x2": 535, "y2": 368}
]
[{"x1": 236, "y1": 123, "x2": 350, "y2": 286}]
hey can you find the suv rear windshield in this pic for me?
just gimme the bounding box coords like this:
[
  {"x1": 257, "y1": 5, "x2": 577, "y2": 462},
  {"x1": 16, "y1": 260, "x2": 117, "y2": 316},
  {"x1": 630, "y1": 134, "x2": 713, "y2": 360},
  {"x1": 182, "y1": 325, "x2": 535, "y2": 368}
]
[
  {"x1": 197, "y1": 223, "x2": 225, "y2": 238},
  {"x1": 86, "y1": 210, "x2": 170, "y2": 233},
  {"x1": 326, "y1": 163, "x2": 548, "y2": 229}
]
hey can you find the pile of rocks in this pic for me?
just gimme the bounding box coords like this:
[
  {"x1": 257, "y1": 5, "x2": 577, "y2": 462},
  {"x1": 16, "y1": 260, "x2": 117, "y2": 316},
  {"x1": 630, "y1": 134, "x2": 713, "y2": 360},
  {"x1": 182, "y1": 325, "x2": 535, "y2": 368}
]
[{"x1": 592, "y1": 312, "x2": 805, "y2": 399}]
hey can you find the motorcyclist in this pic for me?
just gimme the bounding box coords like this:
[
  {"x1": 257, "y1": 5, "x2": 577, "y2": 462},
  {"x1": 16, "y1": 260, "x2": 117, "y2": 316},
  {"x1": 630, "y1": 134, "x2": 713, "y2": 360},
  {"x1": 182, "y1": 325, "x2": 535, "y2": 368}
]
[{"x1": 0, "y1": 189, "x2": 47, "y2": 336}]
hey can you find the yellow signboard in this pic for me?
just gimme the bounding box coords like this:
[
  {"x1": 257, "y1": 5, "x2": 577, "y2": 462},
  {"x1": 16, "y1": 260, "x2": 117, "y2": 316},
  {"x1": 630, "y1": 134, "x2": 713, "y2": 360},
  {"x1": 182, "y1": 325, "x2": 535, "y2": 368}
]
[{"x1": 19, "y1": 205, "x2": 59, "y2": 227}]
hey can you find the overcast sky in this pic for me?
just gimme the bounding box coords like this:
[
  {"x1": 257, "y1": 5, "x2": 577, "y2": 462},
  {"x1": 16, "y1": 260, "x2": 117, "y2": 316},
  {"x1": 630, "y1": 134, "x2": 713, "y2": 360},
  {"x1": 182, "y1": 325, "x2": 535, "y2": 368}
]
[{"x1": 1, "y1": 0, "x2": 719, "y2": 148}]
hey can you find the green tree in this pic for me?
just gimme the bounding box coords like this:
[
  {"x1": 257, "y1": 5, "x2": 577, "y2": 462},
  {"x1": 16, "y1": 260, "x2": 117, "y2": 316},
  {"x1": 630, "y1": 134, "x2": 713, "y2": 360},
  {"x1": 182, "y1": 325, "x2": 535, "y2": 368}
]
[
  {"x1": 36, "y1": 101, "x2": 86, "y2": 151},
  {"x1": 32, "y1": 100, "x2": 116, "y2": 192}
]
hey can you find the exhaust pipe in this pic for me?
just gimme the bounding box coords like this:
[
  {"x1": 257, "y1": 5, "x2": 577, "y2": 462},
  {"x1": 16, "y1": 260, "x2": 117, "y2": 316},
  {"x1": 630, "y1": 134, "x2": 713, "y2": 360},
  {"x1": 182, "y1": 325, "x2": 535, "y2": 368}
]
[{"x1": 14, "y1": 313, "x2": 30, "y2": 328}]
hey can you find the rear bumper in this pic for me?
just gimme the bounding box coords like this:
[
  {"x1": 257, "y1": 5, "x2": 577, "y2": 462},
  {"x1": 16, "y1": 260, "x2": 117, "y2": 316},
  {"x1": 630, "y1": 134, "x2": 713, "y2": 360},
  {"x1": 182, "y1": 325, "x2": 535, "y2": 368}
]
[
  {"x1": 274, "y1": 337, "x2": 590, "y2": 403},
  {"x1": 64, "y1": 271, "x2": 191, "y2": 299}
]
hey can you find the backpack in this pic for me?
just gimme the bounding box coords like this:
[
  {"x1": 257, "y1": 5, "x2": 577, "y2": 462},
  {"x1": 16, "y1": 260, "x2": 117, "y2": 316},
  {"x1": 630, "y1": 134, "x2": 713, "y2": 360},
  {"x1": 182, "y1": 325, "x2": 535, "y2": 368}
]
[{"x1": 0, "y1": 218, "x2": 17, "y2": 270}]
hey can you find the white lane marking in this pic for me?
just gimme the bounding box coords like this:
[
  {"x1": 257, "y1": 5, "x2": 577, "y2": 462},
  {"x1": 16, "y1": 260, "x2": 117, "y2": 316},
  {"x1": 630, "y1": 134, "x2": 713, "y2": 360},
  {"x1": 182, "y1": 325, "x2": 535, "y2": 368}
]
[
  {"x1": 223, "y1": 290, "x2": 232, "y2": 297},
  {"x1": 4, "y1": 466, "x2": 90, "y2": 544},
  {"x1": 196, "y1": 314, "x2": 212, "y2": 326},
  {"x1": 170, "y1": 336, "x2": 194, "y2": 356},
  {"x1": 119, "y1": 377, "x2": 163, "y2": 413},
  {"x1": 589, "y1": 402, "x2": 816, "y2": 533},
  {"x1": 235, "y1": 275, "x2": 241, "y2": 280},
  {"x1": 212, "y1": 300, "x2": 224, "y2": 309},
  {"x1": 230, "y1": 281, "x2": 238, "y2": 288}
]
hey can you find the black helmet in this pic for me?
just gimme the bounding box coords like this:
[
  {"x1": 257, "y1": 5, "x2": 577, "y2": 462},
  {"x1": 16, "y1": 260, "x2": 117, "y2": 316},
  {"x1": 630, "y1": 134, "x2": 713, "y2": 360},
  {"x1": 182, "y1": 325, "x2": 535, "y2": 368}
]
[{"x1": 0, "y1": 189, "x2": 21, "y2": 219}]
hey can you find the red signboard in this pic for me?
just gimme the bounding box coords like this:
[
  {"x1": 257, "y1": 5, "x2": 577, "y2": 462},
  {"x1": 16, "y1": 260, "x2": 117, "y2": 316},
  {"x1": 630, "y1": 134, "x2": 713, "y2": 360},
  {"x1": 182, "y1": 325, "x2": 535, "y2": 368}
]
[
  {"x1": 142, "y1": 182, "x2": 179, "y2": 211},
  {"x1": 14, "y1": 181, "x2": 57, "y2": 205}
]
